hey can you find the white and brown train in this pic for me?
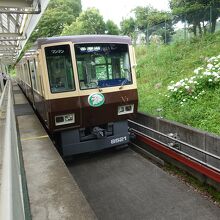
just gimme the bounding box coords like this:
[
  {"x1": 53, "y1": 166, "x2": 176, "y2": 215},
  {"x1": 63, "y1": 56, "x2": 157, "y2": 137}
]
[{"x1": 16, "y1": 35, "x2": 138, "y2": 156}]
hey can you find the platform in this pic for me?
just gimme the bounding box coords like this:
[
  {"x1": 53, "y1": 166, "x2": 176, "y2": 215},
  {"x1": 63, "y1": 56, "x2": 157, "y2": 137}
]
[{"x1": 13, "y1": 85, "x2": 97, "y2": 220}]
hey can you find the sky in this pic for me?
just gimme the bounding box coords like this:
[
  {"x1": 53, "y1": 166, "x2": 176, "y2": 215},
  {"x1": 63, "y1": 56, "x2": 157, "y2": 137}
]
[{"x1": 81, "y1": 0, "x2": 170, "y2": 26}]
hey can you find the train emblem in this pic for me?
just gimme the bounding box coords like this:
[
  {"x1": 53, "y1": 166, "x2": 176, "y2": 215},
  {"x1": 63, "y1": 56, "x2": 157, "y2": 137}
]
[{"x1": 88, "y1": 93, "x2": 105, "y2": 107}]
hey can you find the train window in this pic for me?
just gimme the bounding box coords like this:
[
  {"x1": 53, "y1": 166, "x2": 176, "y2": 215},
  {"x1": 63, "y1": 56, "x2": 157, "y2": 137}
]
[
  {"x1": 24, "y1": 63, "x2": 30, "y2": 85},
  {"x1": 75, "y1": 43, "x2": 132, "y2": 90},
  {"x1": 35, "y1": 59, "x2": 43, "y2": 94},
  {"x1": 29, "y1": 60, "x2": 38, "y2": 91},
  {"x1": 45, "y1": 45, "x2": 75, "y2": 93}
]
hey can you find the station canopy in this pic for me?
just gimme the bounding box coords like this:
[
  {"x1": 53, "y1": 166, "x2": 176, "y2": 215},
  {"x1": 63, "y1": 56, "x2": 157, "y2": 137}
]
[{"x1": 0, "y1": 0, "x2": 49, "y2": 65}]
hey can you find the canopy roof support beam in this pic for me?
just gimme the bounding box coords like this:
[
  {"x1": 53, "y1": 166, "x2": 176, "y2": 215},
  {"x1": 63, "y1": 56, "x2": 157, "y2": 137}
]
[
  {"x1": 0, "y1": 0, "x2": 33, "y2": 8},
  {"x1": 0, "y1": 0, "x2": 41, "y2": 14},
  {"x1": 0, "y1": 36, "x2": 27, "y2": 41},
  {"x1": 0, "y1": 33, "x2": 22, "y2": 37},
  {"x1": 0, "y1": 7, "x2": 41, "y2": 14},
  {"x1": 0, "y1": 45, "x2": 21, "y2": 49}
]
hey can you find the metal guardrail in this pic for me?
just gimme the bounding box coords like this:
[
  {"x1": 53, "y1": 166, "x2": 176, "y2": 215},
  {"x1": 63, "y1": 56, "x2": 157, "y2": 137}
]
[
  {"x1": 128, "y1": 119, "x2": 220, "y2": 174},
  {"x1": 0, "y1": 80, "x2": 31, "y2": 220}
]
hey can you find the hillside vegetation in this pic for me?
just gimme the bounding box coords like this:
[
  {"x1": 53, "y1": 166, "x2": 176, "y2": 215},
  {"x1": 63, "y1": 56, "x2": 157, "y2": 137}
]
[{"x1": 136, "y1": 31, "x2": 220, "y2": 135}]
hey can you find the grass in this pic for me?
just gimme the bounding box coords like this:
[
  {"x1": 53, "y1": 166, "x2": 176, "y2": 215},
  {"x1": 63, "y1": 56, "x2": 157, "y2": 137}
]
[{"x1": 136, "y1": 31, "x2": 220, "y2": 135}]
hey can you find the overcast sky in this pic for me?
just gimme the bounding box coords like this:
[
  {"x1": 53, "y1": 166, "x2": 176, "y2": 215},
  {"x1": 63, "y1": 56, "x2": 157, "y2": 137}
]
[{"x1": 81, "y1": 0, "x2": 170, "y2": 26}]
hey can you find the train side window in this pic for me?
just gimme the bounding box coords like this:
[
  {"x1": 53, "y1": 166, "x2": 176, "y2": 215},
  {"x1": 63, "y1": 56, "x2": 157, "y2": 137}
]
[
  {"x1": 45, "y1": 45, "x2": 75, "y2": 93},
  {"x1": 35, "y1": 59, "x2": 42, "y2": 94},
  {"x1": 29, "y1": 60, "x2": 38, "y2": 91},
  {"x1": 24, "y1": 63, "x2": 31, "y2": 85}
]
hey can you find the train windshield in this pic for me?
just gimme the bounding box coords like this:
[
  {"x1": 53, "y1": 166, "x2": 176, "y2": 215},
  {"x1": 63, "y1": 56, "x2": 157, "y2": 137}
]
[
  {"x1": 74, "y1": 43, "x2": 132, "y2": 90},
  {"x1": 45, "y1": 45, "x2": 75, "y2": 93}
]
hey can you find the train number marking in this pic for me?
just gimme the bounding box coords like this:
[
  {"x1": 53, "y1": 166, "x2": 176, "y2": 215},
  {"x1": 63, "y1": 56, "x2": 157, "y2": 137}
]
[
  {"x1": 51, "y1": 50, "x2": 65, "y2": 54},
  {"x1": 111, "y1": 136, "x2": 127, "y2": 145}
]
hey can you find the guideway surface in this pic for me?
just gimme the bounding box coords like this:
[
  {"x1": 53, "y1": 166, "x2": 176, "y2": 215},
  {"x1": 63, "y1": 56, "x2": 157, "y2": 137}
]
[
  {"x1": 13, "y1": 84, "x2": 97, "y2": 220},
  {"x1": 68, "y1": 148, "x2": 220, "y2": 220}
]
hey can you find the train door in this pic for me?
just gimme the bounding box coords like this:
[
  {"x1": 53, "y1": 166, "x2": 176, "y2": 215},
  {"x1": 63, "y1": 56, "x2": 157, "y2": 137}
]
[
  {"x1": 28, "y1": 59, "x2": 37, "y2": 108},
  {"x1": 36, "y1": 53, "x2": 48, "y2": 125},
  {"x1": 23, "y1": 62, "x2": 31, "y2": 100}
]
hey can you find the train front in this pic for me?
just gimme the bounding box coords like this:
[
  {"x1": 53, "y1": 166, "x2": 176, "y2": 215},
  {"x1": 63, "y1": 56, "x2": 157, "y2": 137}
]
[{"x1": 43, "y1": 36, "x2": 138, "y2": 156}]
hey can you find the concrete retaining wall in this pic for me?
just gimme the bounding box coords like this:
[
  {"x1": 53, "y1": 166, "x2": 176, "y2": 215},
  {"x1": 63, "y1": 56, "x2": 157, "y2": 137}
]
[{"x1": 130, "y1": 112, "x2": 220, "y2": 190}]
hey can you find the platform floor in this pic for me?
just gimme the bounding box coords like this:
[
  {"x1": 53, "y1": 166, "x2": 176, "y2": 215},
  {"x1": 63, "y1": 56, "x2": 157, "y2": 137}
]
[
  {"x1": 68, "y1": 148, "x2": 220, "y2": 220},
  {"x1": 13, "y1": 85, "x2": 97, "y2": 220}
]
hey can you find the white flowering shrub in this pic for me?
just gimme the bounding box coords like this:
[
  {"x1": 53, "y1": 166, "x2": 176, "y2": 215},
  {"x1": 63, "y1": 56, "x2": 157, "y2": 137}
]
[{"x1": 167, "y1": 54, "x2": 220, "y2": 105}]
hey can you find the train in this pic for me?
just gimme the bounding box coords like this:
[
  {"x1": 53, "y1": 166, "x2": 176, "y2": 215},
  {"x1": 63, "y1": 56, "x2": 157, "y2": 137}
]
[{"x1": 16, "y1": 35, "x2": 138, "y2": 156}]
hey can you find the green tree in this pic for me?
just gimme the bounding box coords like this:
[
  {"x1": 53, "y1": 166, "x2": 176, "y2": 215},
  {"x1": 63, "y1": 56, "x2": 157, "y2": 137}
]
[
  {"x1": 170, "y1": 0, "x2": 220, "y2": 35},
  {"x1": 134, "y1": 6, "x2": 173, "y2": 43},
  {"x1": 105, "y1": 20, "x2": 120, "y2": 35},
  {"x1": 30, "y1": 0, "x2": 82, "y2": 42},
  {"x1": 206, "y1": 0, "x2": 220, "y2": 33},
  {"x1": 120, "y1": 17, "x2": 136, "y2": 38},
  {"x1": 170, "y1": 0, "x2": 206, "y2": 36},
  {"x1": 62, "y1": 8, "x2": 106, "y2": 35}
]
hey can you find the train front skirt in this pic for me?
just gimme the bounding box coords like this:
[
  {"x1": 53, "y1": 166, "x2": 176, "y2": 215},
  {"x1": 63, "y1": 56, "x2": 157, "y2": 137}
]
[{"x1": 57, "y1": 120, "x2": 129, "y2": 156}]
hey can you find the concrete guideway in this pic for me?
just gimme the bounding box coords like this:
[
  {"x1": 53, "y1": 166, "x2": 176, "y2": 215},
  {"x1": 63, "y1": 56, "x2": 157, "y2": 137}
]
[
  {"x1": 68, "y1": 149, "x2": 220, "y2": 220},
  {"x1": 13, "y1": 85, "x2": 97, "y2": 220}
]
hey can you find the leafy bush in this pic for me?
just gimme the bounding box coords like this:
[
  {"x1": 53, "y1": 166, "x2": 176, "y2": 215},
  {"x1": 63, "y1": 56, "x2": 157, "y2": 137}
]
[
  {"x1": 136, "y1": 31, "x2": 220, "y2": 135},
  {"x1": 167, "y1": 54, "x2": 220, "y2": 105}
]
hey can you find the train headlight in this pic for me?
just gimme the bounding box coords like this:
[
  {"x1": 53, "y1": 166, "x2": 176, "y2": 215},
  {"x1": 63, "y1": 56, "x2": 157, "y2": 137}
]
[
  {"x1": 118, "y1": 104, "x2": 134, "y2": 115},
  {"x1": 55, "y1": 113, "x2": 75, "y2": 126}
]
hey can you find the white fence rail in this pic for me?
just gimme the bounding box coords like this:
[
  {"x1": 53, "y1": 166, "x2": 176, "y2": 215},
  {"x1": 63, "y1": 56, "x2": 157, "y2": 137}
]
[{"x1": 0, "y1": 80, "x2": 31, "y2": 220}]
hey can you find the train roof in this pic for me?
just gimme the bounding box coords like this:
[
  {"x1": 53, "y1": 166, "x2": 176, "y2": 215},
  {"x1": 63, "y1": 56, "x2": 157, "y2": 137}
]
[{"x1": 37, "y1": 35, "x2": 132, "y2": 48}]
